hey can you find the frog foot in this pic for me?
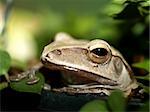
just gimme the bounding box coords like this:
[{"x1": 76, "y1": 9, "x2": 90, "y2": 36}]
[
  {"x1": 26, "y1": 76, "x2": 40, "y2": 85},
  {"x1": 9, "y1": 71, "x2": 29, "y2": 81},
  {"x1": 26, "y1": 70, "x2": 40, "y2": 85}
]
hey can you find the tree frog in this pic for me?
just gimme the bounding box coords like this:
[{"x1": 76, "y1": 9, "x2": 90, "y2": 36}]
[{"x1": 41, "y1": 32, "x2": 138, "y2": 96}]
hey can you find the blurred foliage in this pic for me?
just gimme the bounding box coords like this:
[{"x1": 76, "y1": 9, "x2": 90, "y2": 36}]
[
  {"x1": 113, "y1": 0, "x2": 149, "y2": 19},
  {"x1": 0, "y1": 50, "x2": 11, "y2": 90},
  {"x1": 0, "y1": 82, "x2": 8, "y2": 90},
  {"x1": 136, "y1": 74, "x2": 149, "y2": 80},
  {"x1": 133, "y1": 59, "x2": 149, "y2": 71},
  {"x1": 80, "y1": 90, "x2": 149, "y2": 112},
  {"x1": 0, "y1": 0, "x2": 149, "y2": 111},
  {"x1": 10, "y1": 72, "x2": 45, "y2": 94},
  {"x1": 107, "y1": 90, "x2": 126, "y2": 112},
  {"x1": 80, "y1": 90, "x2": 125, "y2": 112},
  {"x1": 80, "y1": 100, "x2": 108, "y2": 112},
  {"x1": 132, "y1": 59, "x2": 150, "y2": 93},
  {"x1": 0, "y1": 0, "x2": 149, "y2": 65},
  {"x1": 0, "y1": 50, "x2": 11, "y2": 75},
  {"x1": 139, "y1": 101, "x2": 149, "y2": 112}
]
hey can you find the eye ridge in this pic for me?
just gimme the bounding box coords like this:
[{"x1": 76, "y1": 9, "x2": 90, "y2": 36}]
[{"x1": 91, "y1": 48, "x2": 108, "y2": 56}]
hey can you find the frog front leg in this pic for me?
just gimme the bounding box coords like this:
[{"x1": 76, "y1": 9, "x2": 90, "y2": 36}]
[{"x1": 9, "y1": 63, "x2": 42, "y2": 84}]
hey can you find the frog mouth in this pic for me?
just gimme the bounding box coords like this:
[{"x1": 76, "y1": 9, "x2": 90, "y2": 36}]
[{"x1": 42, "y1": 59, "x2": 118, "y2": 86}]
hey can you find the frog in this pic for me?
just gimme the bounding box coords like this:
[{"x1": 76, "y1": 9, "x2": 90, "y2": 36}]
[{"x1": 40, "y1": 32, "x2": 138, "y2": 96}]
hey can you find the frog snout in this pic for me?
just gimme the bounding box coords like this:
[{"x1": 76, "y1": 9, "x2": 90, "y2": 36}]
[
  {"x1": 44, "y1": 50, "x2": 62, "y2": 60},
  {"x1": 41, "y1": 52, "x2": 54, "y2": 62}
]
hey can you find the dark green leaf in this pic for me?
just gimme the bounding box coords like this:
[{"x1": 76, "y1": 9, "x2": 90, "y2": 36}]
[
  {"x1": 132, "y1": 23, "x2": 145, "y2": 36},
  {"x1": 113, "y1": 2, "x2": 142, "y2": 19},
  {"x1": 132, "y1": 59, "x2": 150, "y2": 72},
  {"x1": 135, "y1": 74, "x2": 150, "y2": 81},
  {"x1": 80, "y1": 100, "x2": 108, "y2": 112},
  {"x1": 0, "y1": 50, "x2": 11, "y2": 75},
  {"x1": 108, "y1": 90, "x2": 126, "y2": 112},
  {"x1": 10, "y1": 72, "x2": 45, "y2": 94},
  {"x1": 0, "y1": 82, "x2": 8, "y2": 90},
  {"x1": 113, "y1": 0, "x2": 149, "y2": 20},
  {"x1": 139, "y1": 101, "x2": 149, "y2": 112}
]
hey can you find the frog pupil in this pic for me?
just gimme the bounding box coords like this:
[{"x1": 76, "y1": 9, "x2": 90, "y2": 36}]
[{"x1": 91, "y1": 48, "x2": 108, "y2": 56}]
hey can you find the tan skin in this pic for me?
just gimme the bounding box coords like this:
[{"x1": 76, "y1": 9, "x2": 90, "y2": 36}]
[{"x1": 10, "y1": 32, "x2": 138, "y2": 96}]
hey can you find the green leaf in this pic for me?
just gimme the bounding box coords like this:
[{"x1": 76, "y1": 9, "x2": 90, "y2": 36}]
[
  {"x1": 132, "y1": 23, "x2": 145, "y2": 36},
  {"x1": 135, "y1": 74, "x2": 150, "y2": 81},
  {"x1": 0, "y1": 82, "x2": 8, "y2": 90},
  {"x1": 10, "y1": 72, "x2": 45, "y2": 94},
  {"x1": 80, "y1": 100, "x2": 108, "y2": 112},
  {"x1": 0, "y1": 50, "x2": 11, "y2": 75},
  {"x1": 108, "y1": 90, "x2": 126, "y2": 112},
  {"x1": 139, "y1": 101, "x2": 149, "y2": 112},
  {"x1": 132, "y1": 59, "x2": 150, "y2": 72}
]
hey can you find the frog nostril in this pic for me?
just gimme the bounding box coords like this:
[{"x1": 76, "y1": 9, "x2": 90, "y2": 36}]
[
  {"x1": 52, "y1": 49, "x2": 62, "y2": 55},
  {"x1": 45, "y1": 53, "x2": 53, "y2": 60},
  {"x1": 45, "y1": 52, "x2": 54, "y2": 60}
]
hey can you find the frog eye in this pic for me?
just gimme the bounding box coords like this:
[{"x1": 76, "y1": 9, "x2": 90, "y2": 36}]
[
  {"x1": 89, "y1": 47, "x2": 111, "y2": 64},
  {"x1": 88, "y1": 40, "x2": 112, "y2": 64}
]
